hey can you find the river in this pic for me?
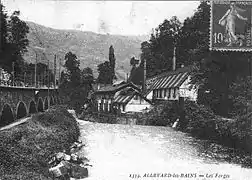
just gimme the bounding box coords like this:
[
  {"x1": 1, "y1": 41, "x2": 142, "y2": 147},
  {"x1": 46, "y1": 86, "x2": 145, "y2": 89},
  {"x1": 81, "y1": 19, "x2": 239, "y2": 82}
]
[{"x1": 77, "y1": 120, "x2": 252, "y2": 180}]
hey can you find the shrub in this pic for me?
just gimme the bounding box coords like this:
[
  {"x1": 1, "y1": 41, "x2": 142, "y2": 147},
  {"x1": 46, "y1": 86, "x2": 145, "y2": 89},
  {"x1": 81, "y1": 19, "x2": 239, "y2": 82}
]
[
  {"x1": 183, "y1": 101, "x2": 219, "y2": 139},
  {"x1": 229, "y1": 113, "x2": 252, "y2": 152},
  {"x1": 184, "y1": 101, "x2": 252, "y2": 153},
  {"x1": 138, "y1": 101, "x2": 179, "y2": 126},
  {"x1": 0, "y1": 105, "x2": 80, "y2": 180}
]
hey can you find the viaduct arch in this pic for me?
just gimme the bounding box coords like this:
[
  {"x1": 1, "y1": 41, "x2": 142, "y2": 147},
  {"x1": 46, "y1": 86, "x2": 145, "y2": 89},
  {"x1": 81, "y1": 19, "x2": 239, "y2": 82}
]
[{"x1": 0, "y1": 87, "x2": 62, "y2": 128}]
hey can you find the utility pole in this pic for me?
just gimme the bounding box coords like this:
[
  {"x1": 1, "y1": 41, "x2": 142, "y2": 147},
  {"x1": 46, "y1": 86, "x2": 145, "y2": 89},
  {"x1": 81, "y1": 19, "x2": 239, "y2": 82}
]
[
  {"x1": 35, "y1": 52, "x2": 37, "y2": 88},
  {"x1": 172, "y1": 46, "x2": 176, "y2": 71},
  {"x1": 0, "y1": 1, "x2": 2, "y2": 55},
  {"x1": 47, "y1": 59, "x2": 50, "y2": 108},
  {"x1": 59, "y1": 58, "x2": 61, "y2": 85},
  {"x1": 24, "y1": 72, "x2": 26, "y2": 87},
  {"x1": 12, "y1": 62, "x2": 15, "y2": 86},
  {"x1": 143, "y1": 58, "x2": 146, "y2": 93},
  {"x1": 0, "y1": 68, "x2": 2, "y2": 85},
  {"x1": 54, "y1": 54, "x2": 57, "y2": 88},
  {"x1": 44, "y1": 70, "x2": 46, "y2": 87}
]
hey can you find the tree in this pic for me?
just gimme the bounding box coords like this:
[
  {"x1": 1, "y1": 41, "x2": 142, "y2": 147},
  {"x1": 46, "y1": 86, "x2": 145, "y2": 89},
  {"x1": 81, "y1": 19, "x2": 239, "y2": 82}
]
[
  {"x1": 64, "y1": 51, "x2": 81, "y2": 86},
  {"x1": 128, "y1": 57, "x2": 144, "y2": 86},
  {"x1": 81, "y1": 67, "x2": 94, "y2": 93},
  {"x1": 177, "y1": 1, "x2": 210, "y2": 66},
  {"x1": 229, "y1": 76, "x2": 252, "y2": 116},
  {"x1": 59, "y1": 71, "x2": 68, "y2": 86},
  {"x1": 81, "y1": 67, "x2": 94, "y2": 83},
  {"x1": 97, "y1": 61, "x2": 113, "y2": 84},
  {"x1": 130, "y1": 56, "x2": 139, "y2": 67},
  {"x1": 140, "y1": 16, "x2": 182, "y2": 78},
  {"x1": 0, "y1": 3, "x2": 8, "y2": 55},
  {"x1": 59, "y1": 52, "x2": 93, "y2": 113},
  {"x1": 96, "y1": 46, "x2": 117, "y2": 84},
  {"x1": 3, "y1": 10, "x2": 29, "y2": 74},
  {"x1": 129, "y1": 57, "x2": 139, "y2": 78},
  {"x1": 8, "y1": 11, "x2": 29, "y2": 55},
  {"x1": 109, "y1": 45, "x2": 116, "y2": 80}
]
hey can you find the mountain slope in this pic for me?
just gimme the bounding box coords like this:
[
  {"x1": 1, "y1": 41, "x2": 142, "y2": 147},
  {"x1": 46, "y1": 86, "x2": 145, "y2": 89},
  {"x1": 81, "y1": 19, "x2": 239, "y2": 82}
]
[{"x1": 24, "y1": 21, "x2": 146, "y2": 79}]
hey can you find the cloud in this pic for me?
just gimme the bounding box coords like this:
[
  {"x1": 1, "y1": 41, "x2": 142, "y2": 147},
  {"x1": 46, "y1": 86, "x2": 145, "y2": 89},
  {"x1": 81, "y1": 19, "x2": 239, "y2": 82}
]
[{"x1": 2, "y1": 0, "x2": 200, "y2": 36}]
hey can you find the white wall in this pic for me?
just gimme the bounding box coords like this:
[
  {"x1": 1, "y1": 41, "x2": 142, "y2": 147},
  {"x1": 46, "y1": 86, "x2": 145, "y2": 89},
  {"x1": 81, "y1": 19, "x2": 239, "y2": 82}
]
[
  {"x1": 125, "y1": 104, "x2": 151, "y2": 112},
  {"x1": 146, "y1": 90, "x2": 153, "y2": 100},
  {"x1": 179, "y1": 76, "x2": 198, "y2": 101},
  {"x1": 124, "y1": 95, "x2": 151, "y2": 112}
]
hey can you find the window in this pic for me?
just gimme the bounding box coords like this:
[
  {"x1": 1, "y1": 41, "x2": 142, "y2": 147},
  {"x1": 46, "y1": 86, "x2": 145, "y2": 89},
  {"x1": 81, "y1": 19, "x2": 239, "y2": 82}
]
[
  {"x1": 99, "y1": 103, "x2": 102, "y2": 111},
  {"x1": 173, "y1": 88, "x2": 178, "y2": 99},
  {"x1": 98, "y1": 103, "x2": 100, "y2": 111},
  {"x1": 108, "y1": 101, "x2": 110, "y2": 112},
  {"x1": 171, "y1": 88, "x2": 176, "y2": 99},
  {"x1": 162, "y1": 89, "x2": 165, "y2": 98},
  {"x1": 168, "y1": 89, "x2": 171, "y2": 98},
  {"x1": 171, "y1": 89, "x2": 174, "y2": 99}
]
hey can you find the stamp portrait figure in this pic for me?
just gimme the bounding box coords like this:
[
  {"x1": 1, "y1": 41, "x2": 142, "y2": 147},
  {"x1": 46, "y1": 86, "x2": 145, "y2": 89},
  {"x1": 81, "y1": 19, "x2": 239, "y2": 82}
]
[{"x1": 218, "y1": 1, "x2": 248, "y2": 47}]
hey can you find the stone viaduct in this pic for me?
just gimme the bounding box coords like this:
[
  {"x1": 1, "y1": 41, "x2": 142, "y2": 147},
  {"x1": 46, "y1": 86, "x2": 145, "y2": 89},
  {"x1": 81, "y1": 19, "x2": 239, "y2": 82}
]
[{"x1": 0, "y1": 86, "x2": 63, "y2": 127}]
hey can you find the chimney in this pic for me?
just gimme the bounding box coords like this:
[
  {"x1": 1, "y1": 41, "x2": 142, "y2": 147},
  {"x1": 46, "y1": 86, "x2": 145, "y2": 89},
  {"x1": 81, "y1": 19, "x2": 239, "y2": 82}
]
[
  {"x1": 172, "y1": 46, "x2": 176, "y2": 71},
  {"x1": 125, "y1": 73, "x2": 128, "y2": 82}
]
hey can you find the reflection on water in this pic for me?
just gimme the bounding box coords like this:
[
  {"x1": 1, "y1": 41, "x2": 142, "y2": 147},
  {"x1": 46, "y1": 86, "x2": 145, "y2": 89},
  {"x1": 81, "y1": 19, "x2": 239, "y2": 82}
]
[{"x1": 78, "y1": 121, "x2": 252, "y2": 180}]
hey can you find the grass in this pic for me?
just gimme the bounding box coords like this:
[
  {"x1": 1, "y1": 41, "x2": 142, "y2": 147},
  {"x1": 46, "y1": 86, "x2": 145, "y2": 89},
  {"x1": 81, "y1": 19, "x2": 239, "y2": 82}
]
[{"x1": 0, "y1": 105, "x2": 80, "y2": 180}]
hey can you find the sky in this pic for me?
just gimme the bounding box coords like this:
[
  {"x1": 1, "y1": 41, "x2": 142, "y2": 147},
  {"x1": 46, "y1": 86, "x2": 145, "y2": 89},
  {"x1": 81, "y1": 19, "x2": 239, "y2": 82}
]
[{"x1": 2, "y1": 0, "x2": 200, "y2": 36}]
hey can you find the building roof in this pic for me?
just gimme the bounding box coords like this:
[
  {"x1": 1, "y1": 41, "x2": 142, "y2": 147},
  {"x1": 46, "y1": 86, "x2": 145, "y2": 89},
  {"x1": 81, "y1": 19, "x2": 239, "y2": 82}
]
[
  {"x1": 145, "y1": 66, "x2": 193, "y2": 93},
  {"x1": 95, "y1": 82, "x2": 140, "y2": 94},
  {"x1": 114, "y1": 90, "x2": 152, "y2": 105},
  {"x1": 114, "y1": 93, "x2": 135, "y2": 104}
]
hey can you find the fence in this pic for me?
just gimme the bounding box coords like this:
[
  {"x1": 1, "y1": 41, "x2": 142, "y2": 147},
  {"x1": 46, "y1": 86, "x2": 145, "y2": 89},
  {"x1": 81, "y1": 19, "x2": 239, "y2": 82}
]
[{"x1": 0, "y1": 71, "x2": 57, "y2": 89}]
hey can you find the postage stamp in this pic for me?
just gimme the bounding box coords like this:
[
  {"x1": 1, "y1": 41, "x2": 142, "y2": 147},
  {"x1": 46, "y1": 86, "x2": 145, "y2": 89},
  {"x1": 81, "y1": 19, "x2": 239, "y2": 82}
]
[{"x1": 210, "y1": 0, "x2": 252, "y2": 51}]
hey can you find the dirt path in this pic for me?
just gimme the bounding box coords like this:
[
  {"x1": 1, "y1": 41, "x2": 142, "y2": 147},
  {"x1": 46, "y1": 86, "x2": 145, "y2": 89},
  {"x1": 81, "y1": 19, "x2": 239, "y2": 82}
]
[{"x1": 0, "y1": 117, "x2": 30, "y2": 131}]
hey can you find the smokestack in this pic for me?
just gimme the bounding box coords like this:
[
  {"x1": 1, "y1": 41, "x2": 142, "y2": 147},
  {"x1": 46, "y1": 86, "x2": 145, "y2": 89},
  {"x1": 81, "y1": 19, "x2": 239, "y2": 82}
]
[
  {"x1": 143, "y1": 59, "x2": 146, "y2": 93},
  {"x1": 172, "y1": 46, "x2": 176, "y2": 71}
]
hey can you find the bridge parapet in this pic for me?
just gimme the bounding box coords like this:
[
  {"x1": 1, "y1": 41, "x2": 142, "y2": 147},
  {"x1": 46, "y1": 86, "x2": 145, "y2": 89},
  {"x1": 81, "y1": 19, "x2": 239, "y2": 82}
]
[{"x1": 0, "y1": 84, "x2": 59, "y2": 90}]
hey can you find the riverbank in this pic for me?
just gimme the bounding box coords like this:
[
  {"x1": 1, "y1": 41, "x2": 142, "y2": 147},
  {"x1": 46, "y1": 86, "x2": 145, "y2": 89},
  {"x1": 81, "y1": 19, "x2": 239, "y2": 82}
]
[
  {"x1": 136, "y1": 101, "x2": 252, "y2": 168},
  {"x1": 0, "y1": 105, "x2": 80, "y2": 180}
]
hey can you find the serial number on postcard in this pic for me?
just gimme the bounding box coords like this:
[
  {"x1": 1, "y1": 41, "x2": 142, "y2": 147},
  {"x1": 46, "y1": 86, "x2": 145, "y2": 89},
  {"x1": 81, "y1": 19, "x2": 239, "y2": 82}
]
[{"x1": 129, "y1": 172, "x2": 230, "y2": 179}]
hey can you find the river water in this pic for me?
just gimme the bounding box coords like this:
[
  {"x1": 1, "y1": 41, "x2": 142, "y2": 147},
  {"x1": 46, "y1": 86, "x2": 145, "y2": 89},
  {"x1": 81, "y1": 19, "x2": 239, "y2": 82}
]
[{"x1": 77, "y1": 120, "x2": 252, "y2": 180}]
